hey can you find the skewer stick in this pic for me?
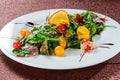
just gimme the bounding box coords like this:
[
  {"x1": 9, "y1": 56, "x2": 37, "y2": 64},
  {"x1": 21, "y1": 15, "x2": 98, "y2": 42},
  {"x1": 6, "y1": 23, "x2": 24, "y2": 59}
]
[
  {"x1": 105, "y1": 25, "x2": 117, "y2": 28},
  {"x1": 79, "y1": 45, "x2": 111, "y2": 62},
  {"x1": 102, "y1": 43, "x2": 114, "y2": 45},
  {"x1": 15, "y1": 22, "x2": 39, "y2": 28},
  {"x1": 79, "y1": 52, "x2": 85, "y2": 62}
]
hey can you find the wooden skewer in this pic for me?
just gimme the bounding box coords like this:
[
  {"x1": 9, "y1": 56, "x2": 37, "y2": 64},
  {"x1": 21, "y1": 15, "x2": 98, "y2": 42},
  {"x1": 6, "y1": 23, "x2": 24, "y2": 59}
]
[
  {"x1": 105, "y1": 25, "x2": 117, "y2": 28},
  {"x1": 97, "y1": 46, "x2": 110, "y2": 48},
  {"x1": 102, "y1": 43, "x2": 114, "y2": 45},
  {"x1": 79, "y1": 52, "x2": 85, "y2": 62},
  {"x1": 15, "y1": 22, "x2": 39, "y2": 28},
  {"x1": 79, "y1": 44, "x2": 112, "y2": 62}
]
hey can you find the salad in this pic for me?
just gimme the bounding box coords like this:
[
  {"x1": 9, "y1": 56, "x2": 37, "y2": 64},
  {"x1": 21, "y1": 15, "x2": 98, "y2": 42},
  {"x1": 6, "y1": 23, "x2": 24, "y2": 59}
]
[{"x1": 12, "y1": 10, "x2": 107, "y2": 58}]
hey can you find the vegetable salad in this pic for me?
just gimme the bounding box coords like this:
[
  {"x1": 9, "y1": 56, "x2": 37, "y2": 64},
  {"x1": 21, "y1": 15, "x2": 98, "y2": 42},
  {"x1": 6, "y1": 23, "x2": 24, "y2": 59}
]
[{"x1": 12, "y1": 10, "x2": 106, "y2": 57}]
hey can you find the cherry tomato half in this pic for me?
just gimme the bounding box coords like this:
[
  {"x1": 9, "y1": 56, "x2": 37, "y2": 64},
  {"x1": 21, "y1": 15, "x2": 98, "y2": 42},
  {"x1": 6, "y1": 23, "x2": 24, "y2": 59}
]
[
  {"x1": 77, "y1": 26, "x2": 89, "y2": 35},
  {"x1": 20, "y1": 29, "x2": 31, "y2": 38},
  {"x1": 59, "y1": 36, "x2": 66, "y2": 48},
  {"x1": 77, "y1": 26, "x2": 90, "y2": 40},
  {"x1": 65, "y1": 30, "x2": 71, "y2": 38},
  {"x1": 56, "y1": 24, "x2": 66, "y2": 33},
  {"x1": 78, "y1": 35, "x2": 90, "y2": 40},
  {"x1": 13, "y1": 41, "x2": 21, "y2": 49}
]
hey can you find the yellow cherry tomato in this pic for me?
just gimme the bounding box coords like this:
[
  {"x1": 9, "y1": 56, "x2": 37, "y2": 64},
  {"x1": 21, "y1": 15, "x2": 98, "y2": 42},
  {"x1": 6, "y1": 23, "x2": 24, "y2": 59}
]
[
  {"x1": 59, "y1": 36, "x2": 66, "y2": 48},
  {"x1": 77, "y1": 26, "x2": 89, "y2": 35},
  {"x1": 77, "y1": 26, "x2": 90, "y2": 39},
  {"x1": 54, "y1": 46, "x2": 65, "y2": 57},
  {"x1": 78, "y1": 35, "x2": 90, "y2": 40},
  {"x1": 65, "y1": 30, "x2": 71, "y2": 38},
  {"x1": 20, "y1": 29, "x2": 31, "y2": 37}
]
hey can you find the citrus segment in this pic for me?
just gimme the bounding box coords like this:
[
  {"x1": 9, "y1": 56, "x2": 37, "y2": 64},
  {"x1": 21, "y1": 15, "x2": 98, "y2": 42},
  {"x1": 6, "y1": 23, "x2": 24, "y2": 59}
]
[{"x1": 48, "y1": 10, "x2": 70, "y2": 26}]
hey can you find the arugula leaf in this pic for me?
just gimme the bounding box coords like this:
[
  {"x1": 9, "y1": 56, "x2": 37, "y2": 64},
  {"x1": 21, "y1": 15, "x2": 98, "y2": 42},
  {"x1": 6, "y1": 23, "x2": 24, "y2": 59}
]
[
  {"x1": 67, "y1": 39, "x2": 82, "y2": 49},
  {"x1": 68, "y1": 14, "x2": 74, "y2": 20},
  {"x1": 47, "y1": 39, "x2": 59, "y2": 55},
  {"x1": 12, "y1": 48, "x2": 29, "y2": 56},
  {"x1": 81, "y1": 11, "x2": 94, "y2": 23},
  {"x1": 67, "y1": 26, "x2": 75, "y2": 37},
  {"x1": 21, "y1": 38, "x2": 27, "y2": 46},
  {"x1": 91, "y1": 26, "x2": 96, "y2": 36},
  {"x1": 96, "y1": 24, "x2": 105, "y2": 34},
  {"x1": 40, "y1": 40, "x2": 49, "y2": 55},
  {"x1": 32, "y1": 26, "x2": 41, "y2": 32},
  {"x1": 70, "y1": 19, "x2": 79, "y2": 30}
]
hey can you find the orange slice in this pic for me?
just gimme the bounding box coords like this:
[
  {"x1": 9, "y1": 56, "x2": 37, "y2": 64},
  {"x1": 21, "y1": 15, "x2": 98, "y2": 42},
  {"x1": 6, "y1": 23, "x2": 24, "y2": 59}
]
[{"x1": 48, "y1": 10, "x2": 70, "y2": 26}]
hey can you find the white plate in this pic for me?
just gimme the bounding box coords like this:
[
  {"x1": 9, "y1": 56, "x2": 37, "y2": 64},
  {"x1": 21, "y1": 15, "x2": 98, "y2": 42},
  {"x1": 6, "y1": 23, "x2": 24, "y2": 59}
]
[{"x1": 0, "y1": 9, "x2": 120, "y2": 70}]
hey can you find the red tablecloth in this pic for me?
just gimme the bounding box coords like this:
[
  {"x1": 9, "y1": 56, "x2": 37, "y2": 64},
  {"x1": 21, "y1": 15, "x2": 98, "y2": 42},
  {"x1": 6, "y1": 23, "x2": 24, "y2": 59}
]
[{"x1": 0, "y1": 0, "x2": 120, "y2": 80}]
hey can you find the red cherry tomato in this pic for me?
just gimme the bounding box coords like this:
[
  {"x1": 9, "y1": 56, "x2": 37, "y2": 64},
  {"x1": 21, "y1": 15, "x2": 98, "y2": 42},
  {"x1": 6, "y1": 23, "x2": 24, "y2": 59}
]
[
  {"x1": 56, "y1": 24, "x2": 66, "y2": 33},
  {"x1": 13, "y1": 41, "x2": 21, "y2": 49}
]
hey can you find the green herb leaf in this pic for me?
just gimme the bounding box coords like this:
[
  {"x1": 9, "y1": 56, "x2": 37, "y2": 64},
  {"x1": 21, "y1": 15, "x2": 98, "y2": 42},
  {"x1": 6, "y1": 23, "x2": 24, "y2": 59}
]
[{"x1": 12, "y1": 48, "x2": 29, "y2": 56}]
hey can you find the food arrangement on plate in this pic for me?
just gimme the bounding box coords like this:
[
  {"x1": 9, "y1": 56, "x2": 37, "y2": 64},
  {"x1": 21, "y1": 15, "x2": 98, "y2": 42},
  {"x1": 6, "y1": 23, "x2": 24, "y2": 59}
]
[
  {"x1": 1, "y1": 9, "x2": 120, "y2": 69},
  {"x1": 12, "y1": 10, "x2": 114, "y2": 61}
]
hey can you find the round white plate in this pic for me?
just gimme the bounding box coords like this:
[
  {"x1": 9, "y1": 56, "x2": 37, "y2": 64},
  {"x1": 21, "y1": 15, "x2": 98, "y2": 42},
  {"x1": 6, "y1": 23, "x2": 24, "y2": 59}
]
[{"x1": 0, "y1": 9, "x2": 120, "y2": 70}]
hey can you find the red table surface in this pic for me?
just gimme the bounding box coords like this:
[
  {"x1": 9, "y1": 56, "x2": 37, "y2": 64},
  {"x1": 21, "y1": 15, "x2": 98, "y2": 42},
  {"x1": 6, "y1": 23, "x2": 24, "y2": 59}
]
[{"x1": 0, "y1": 0, "x2": 120, "y2": 80}]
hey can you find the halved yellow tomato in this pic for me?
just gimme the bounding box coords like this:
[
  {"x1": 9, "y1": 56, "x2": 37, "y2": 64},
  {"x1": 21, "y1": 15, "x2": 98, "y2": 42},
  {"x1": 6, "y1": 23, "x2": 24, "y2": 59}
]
[
  {"x1": 65, "y1": 30, "x2": 71, "y2": 38},
  {"x1": 77, "y1": 26, "x2": 89, "y2": 35},
  {"x1": 59, "y1": 36, "x2": 66, "y2": 48},
  {"x1": 78, "y1": 35, "x2": 90, "y2": 40},
  {"x1": 77, "y1": 26, "x2": 90, "y2": 40},
  {"x1": 20, "y1": 29, "x2": 31, "y2": 38}
]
